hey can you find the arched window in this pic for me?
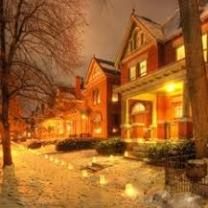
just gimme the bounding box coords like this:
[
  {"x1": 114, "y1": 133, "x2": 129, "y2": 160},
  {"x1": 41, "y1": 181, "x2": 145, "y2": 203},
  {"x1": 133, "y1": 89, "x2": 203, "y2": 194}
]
[{"x1": 131, "y1": 102, "x2": 146, "y2": 115}]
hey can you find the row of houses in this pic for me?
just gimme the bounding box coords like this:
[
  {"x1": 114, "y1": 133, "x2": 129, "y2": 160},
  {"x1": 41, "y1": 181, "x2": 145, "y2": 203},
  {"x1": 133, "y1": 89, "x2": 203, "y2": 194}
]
[{"x1": 33, "y1": 5, "x2": 208, "y2": 141}]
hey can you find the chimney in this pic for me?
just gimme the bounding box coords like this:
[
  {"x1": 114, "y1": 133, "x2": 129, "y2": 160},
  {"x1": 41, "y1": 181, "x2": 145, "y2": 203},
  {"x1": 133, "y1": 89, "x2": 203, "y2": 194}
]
[{"x1": 75, "y1": 76, "x2": 82, "y2": 99}]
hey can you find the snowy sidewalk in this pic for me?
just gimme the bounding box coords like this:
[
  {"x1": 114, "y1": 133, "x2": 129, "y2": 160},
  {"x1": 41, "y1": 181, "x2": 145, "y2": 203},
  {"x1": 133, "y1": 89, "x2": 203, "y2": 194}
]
[{"x1": 0, "y1": 145, "x2": 164, "y2": 208}]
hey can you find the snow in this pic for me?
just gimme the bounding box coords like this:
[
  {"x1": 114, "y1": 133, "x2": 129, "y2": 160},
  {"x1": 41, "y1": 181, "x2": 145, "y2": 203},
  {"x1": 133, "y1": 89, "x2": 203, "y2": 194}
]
[
  {"x1": 0, "y1": 144, "x2": 165, "y2": 208},
  {"x1": 1, "y1": 144, "x2": 208, "y2": 207}
]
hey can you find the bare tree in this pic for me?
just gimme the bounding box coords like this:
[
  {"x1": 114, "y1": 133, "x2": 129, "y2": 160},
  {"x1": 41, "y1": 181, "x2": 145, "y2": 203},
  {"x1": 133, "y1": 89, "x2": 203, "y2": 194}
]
[
  {"x1": 0, "y1": 0, "x2": 86, "y2": 166},
  {"x1": 178, "y1": 0, "x2": 208, "y2": 158}
]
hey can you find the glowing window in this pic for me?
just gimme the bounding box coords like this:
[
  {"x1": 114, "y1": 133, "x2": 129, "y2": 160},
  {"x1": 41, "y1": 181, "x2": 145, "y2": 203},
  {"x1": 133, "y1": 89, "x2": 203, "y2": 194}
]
[
  {"x1": 131, "y1": 103, "x2": 146, "y2": 115},
  {"x1": 202, "y1": 33, "x2": 207, "y2": 62},
  {"x1": 174, "y1": 104, "x2": 182, "y2": 118},
  {"x1": 129, "y1": 66, "x2": 137, "y2": 81},
  {"x1": 176, "y1": 45, "x2": 185, "y2": 61},
  {"x1": 139, "y1": 60, "x2": 147, "y2": 77},
  {"x1": 112, "y1": 85, "x2": 119, "y2": 103},
  {"x1": 92, "y1": 89, "x2": 101, "y2": 105}
]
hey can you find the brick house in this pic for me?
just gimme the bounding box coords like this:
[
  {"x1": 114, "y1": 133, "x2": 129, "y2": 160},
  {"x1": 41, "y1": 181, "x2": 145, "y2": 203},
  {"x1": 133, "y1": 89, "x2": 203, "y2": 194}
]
[
  {"x1": 36, "y1": 56, "x2": 120, "y2": 139},
  {"x1": 114, "y1": 8, "x2": 208, "y2": 141}
]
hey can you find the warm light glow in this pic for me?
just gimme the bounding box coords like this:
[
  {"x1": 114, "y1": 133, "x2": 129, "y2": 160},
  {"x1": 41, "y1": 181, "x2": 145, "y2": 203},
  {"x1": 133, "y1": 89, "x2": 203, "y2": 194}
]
[
  {"x1": 92, "y1": 156, "x2": 97, "y2": 164},
  {"x1": 27, "y1": 132, "x2": 31, "y2": 138},
  {"x1": 68, "y1": 164, "x2": 74, "y2": 170},
  {"x1": 61, "y1": 161, "x2": 65, "y2": 166},
  {"x1": 112, "y1": 93, "x2": 119, "y2": 103},
  {"x1": 95, "y1": 128, "x2": 102, "y2": 134},
  {"x1": 55, "y1": 159, "x2": 60, "y2": 164},
  {"x1": 125, "y1": 183, "x2": 138, "y2": 198},
  {"x1": 124, "y1": 151, "x2": 129, "y2": 157},
  {"x1": 49, "y1": 156, "x2": 54, "y2": 162},
  {"x1": 176, "y1": 45, "x2": 185, "y2": 61},
  {"x1": 82, "y1": 170, "x2": 89, "y2": 178},
  {"x1": 112, "y1": 128, "x2": 118, "y2": 133},
  {"x1": 44, "y1": 154, "x2": 48, "y2": 159},
  {"x1": 165, "y1": 83, "x2": 176, "y2": 93},
  {"x1": 59, "y1": 128, "x2": 64, "y2": 135},
  {"x1": 99, "y1": 175, "x2": 108, "y2": 185},
  {"x1": 81, "y1": 114, "x2": 87, "y2": 120},
  {"x1": 137, "y1": 138, "x2": 144, "y2": 144},
  {"x1": 109, "y1": 155, "x2": 114, "y2": 163}
]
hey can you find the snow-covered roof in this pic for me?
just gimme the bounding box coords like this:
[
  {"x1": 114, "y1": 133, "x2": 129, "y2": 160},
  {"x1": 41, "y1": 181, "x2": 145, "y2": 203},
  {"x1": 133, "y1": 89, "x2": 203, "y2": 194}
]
[
  {"x1": 135, "y1": 15, "x2": 164, "y2": 42},
  {"x1": 95, "y1": 57, "x2": 120, "y2": 76},
  {"x1": 162, "y1": 5, "x2": 208, "y2": 41}
]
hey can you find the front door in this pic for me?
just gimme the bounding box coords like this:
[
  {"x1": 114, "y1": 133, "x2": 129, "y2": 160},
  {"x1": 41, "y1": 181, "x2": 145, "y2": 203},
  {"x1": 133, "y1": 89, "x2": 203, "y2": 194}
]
[{"x1": 130, "y1": 100, "x2": 153, "y2": 139}]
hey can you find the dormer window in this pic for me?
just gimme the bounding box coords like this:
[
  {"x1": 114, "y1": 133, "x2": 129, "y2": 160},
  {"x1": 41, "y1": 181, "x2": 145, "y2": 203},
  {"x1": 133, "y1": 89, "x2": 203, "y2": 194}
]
[
  {"x1": 138, "y1": 60, "x2": 147, "y2": 77},
  {"x1": 92, "y1": 89, "x2": 101, "y2": 105},
  {"x1": 129, "y1": 65, "x2": 137, "y2": 81}
]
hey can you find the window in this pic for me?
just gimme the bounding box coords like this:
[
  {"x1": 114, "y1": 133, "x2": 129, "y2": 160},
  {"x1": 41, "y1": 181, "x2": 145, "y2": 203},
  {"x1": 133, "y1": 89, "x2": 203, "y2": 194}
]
[
  {"x1": 129, "y1": 65, "x2": 137, "y2": 81},
  {"x1": 174, "y1": 104, "x2": 182, "y2": 118},
  {"x1": 202, "y1": 33, "x2": 207, "y2": 62},
  {"x1": 112, "y1": 85, "x2": 119, "y2": 103},
  {"x1": 176, "y1": 34, "x2": 207, "y2": 62},
  {"x1": 131, "y1": 102, "x2": 146, "y2": 115},
  {"x1": 92, "y1": 89, "x2": 101, "y2": 105},
  {"x1": 139, "y1": 60, "x2": 147, "y2": 77},
  {"x1": 176, "y1": 45, "x2": 185, "y2": 61}
]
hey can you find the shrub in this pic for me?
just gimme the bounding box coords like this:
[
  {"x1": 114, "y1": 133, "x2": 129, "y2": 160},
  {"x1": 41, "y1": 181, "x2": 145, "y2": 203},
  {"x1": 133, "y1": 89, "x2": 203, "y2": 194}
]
[
  {"x1": 147, "y1": 140, "x2": 196, "y2": 163},
  {"x1": 95, "y1": 138, "x2": 127, "y2": 155},
  {"x1": 56, "y1": 138, "x2": 102, "y2": 152},
  {"x1": 27, "y1": 140, "x2": 42, "y2": 149}
]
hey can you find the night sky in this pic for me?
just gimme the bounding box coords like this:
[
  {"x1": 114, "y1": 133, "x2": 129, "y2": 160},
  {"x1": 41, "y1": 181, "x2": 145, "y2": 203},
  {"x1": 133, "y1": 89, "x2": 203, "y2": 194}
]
[{"x1": 59, "y1": 0, "x2": 179, "y2": 86}]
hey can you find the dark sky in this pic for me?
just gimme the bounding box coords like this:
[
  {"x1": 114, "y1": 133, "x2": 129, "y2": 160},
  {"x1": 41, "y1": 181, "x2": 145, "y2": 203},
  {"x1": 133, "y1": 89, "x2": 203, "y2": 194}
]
[{"x1": 59, "y1": 0, "x2": 179, "y2": 86}]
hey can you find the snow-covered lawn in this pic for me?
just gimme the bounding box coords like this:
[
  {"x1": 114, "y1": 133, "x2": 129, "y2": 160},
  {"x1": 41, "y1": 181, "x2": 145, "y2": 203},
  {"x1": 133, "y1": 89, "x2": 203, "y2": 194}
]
[{"x1": 0, "y1": 144, "x2": 165, "y2": 208}]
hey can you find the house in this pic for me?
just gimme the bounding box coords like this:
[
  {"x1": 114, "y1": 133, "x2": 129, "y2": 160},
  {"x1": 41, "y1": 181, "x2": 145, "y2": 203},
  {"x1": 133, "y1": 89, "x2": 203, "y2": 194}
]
[
  {"x1": 114, "y1": 7, "x2": 208, "y2": 141},
  {"x1": 83, "y1": 56, "x2": 120, "y2": 138},
  {"x1": 35, "y1": 56, "x2": 120, "y2": 139}
]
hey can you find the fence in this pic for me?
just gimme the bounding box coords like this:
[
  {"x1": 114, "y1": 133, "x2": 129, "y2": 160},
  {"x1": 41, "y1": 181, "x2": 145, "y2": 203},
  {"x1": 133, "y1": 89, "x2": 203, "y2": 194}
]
[{"x1": 165, "y1": 154, "x2": 208, "y2": 197}]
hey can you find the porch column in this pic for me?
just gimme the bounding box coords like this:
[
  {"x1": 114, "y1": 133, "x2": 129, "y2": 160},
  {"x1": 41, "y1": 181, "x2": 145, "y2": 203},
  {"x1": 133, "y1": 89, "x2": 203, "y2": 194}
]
[
  {"x1": 121, "y1": 97, "x2": 130, "y2": 140},
  {"x1": 179, "y1": 82, "x2": 193, "y2": 139}
]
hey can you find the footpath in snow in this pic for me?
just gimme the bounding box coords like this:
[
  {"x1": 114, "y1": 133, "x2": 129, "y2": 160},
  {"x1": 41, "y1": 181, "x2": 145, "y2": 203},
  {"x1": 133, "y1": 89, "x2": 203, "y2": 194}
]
[{"x1": 0, "y1": 144, "x2": 165, "y2": 208}]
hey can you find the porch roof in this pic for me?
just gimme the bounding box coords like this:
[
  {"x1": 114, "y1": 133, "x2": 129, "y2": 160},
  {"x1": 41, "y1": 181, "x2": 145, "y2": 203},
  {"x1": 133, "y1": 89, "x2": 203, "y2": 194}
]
[{"x1": 114, "y1": 60, "x2": 186, "y2": 97}]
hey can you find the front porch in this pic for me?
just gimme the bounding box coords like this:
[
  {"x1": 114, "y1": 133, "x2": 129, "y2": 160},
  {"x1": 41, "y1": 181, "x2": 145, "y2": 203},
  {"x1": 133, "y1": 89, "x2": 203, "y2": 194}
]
[{"x1": 116, "y1": 60, "x2": 193, "y2": 141}]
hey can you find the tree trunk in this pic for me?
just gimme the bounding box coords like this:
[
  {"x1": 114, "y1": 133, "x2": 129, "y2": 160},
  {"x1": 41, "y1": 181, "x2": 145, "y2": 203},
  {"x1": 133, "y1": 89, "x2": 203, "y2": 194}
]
[
  {"x1": 0, "y1": 0, "x2": 13, "y2": 167},
  {"x1": 178, "y1": 0, "x2": 208, "y2": 158}
]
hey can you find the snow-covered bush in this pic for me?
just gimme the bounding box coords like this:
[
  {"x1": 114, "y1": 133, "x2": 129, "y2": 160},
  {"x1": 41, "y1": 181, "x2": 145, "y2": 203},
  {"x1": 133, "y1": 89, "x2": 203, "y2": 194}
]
[
  {"x1": 147, "y1": 140, "x2": 195, "y2": 163},
  {"x1": 27, "y1": 140, "x2": 42, "y2": 149},
  {"x1": 95, "y1": 138, "x2": 127, "y2": 155},
  {"x1": 56, "y1": 138, "x2": 102, "y2": 152}
]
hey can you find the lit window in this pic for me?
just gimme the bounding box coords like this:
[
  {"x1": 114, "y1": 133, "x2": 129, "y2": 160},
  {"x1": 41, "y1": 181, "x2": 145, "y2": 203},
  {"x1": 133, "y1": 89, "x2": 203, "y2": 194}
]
[
  {"x1": 92, "y1": 89, "x2": 101, "y2": 105},
  {"x1": 176, "y1": 45, "x2": 185, "y2": 61},
  {"x1": 129, "y1": 66, "x2": 137, "y2": 81},
  {"x1": 139, "y1": 60, "x2": 147, "y2": 77},
  {"x1": 131, "y1": 102, "x2": 146, "y2": 115},
  {"x1": 112, "y1": 85, "x2": 119, "y2": 103},
  {"x1": 202, "y1": 33, "x2": 207, "y2": 62},
  {"x1": 174, "y1": 104, "x2": 182, "y2": 118}
]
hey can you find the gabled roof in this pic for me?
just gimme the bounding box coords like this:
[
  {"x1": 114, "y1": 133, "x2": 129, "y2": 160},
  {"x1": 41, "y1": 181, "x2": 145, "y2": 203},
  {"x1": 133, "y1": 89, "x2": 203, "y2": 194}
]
[
  {"x1": 115, "y1": 6, "x2": 208, "y2": 66},
  {"x1": 134, "y1": 15, "x2": 164, "y2": 41},
  {"x1": 85, "y1": 56, "x2": 119, "y2": 85}
]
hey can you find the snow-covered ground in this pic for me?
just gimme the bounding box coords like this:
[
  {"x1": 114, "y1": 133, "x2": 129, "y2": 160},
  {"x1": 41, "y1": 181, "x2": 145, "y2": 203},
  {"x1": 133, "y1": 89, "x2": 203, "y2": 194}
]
[{"x1": 0, "y1": 144, "x2": 197, "y2": 208}]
